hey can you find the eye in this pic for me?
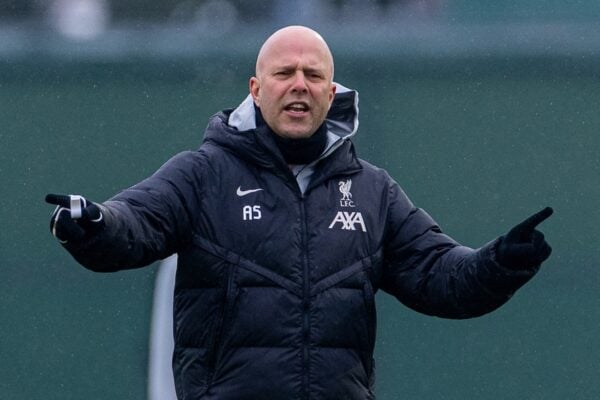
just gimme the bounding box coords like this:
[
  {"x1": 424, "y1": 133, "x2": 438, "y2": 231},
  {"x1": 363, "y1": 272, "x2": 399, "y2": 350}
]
[{"x1": 306, "y1": 70, "x2": 324, "y2": 80}]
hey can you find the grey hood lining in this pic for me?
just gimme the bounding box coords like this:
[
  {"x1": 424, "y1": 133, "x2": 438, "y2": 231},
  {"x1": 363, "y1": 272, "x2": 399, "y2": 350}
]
[{"x1": 227, "y1": 82, "x2": 360, "y2": 194}]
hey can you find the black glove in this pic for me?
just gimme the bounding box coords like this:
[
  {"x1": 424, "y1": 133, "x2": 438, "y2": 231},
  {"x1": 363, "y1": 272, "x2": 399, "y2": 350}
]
[
  {"x1": 496, "y1": 207, "x2": 553, "y2": 269},
  {"x1": 46, "y1": 194, "x2": 105, "y2": 243}
]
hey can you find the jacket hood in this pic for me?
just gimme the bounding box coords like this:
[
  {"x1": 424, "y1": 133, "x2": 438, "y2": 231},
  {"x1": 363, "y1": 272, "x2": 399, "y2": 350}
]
[{"x1": 202, "y1": 83, "x2": 361, "y2": 192}]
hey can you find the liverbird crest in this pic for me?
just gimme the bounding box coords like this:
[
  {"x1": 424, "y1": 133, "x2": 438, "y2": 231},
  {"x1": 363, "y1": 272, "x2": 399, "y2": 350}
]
[{"x1": 338, "y1": 179, "x2": 354, "y2": 207}]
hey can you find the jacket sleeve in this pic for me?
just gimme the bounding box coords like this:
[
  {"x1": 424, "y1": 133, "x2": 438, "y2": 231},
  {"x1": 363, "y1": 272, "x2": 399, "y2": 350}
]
[
  {"x1": 380, "y1": 180, "x2": 539, "y2": 319},
  {"x1": 63, "y1": 151, "x2": 201, "y2": 272}
]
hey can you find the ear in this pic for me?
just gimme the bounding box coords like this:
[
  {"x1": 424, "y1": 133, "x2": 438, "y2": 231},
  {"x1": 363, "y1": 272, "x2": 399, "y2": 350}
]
[
  {"x1": 249, "y1": 77, "x2": 260, "y2": 106},
  {"x1": 328, "y1": 83, "x2": 337, "y2": 106}
]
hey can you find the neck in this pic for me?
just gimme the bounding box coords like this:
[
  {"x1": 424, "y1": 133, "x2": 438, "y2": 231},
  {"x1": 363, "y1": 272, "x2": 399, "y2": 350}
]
[{"x1": 255, "y1": 106, "x2": 328, "y2": 165}]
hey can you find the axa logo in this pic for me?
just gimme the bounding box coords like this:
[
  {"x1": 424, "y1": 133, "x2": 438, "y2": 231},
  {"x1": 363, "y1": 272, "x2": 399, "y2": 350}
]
[
  {"x1": 338, "y1": 179, "x2": 355, "y2": 207},
  {"x1": 328, "y1": 211, "x2": 367, "y2": 232}
]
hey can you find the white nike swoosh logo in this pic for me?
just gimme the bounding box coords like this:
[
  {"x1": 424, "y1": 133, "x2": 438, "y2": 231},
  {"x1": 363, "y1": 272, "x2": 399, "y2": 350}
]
[{"x1": 236, "y1": 186, "x2": 263, "y2": 196}]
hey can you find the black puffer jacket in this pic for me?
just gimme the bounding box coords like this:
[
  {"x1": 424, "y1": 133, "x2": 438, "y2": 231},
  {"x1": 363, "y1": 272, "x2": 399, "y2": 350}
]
[{"x1": 65, "y1": 85, "x2": 538, "y2": 400}]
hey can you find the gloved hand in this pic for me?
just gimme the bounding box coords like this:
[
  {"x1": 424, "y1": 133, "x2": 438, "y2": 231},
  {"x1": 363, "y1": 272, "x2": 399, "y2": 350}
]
[
  {"x1": 46, "y1": 194, "x2": 105, "y2": 243},
  {"x1": 496, "y1": 207, "x2": 553, "y2": 269}
]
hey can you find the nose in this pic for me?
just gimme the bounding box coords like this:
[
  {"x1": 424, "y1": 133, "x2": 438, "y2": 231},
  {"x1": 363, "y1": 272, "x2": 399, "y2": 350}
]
[{"x1": 290, "y1": 71, "x2": 308, "y2": 93}]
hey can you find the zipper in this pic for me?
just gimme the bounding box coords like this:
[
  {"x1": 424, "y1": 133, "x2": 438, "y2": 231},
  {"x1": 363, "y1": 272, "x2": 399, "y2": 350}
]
[
  {"x1": 206, "y1": 264, "x2": 236, "y2": 387},
  {"x1": 299, "y1": 197, "x2": 311, "y2": 400},
  {"x1": 362, "y1": 271, "x2": 376, "y2": 382},
  {"x1": 363, "y1": 276, "x2": 376, "y2": 352}
]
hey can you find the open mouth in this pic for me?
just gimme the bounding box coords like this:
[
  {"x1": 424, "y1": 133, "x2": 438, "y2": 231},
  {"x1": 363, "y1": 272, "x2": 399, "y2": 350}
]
[{"x1": 284, "y1": 102, "x2": 310, "y2": 115}]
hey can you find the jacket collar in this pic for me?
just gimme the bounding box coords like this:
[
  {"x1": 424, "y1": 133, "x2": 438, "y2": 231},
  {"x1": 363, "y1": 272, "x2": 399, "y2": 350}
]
[{"x1": 202, "y1": 83, "x2": 362, "y2": 194}]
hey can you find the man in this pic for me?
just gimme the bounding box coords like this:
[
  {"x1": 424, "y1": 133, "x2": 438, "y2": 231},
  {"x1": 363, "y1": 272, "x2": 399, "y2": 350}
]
[{"x1": 47, "y1": 26, "x2": 553, "y2": 400}]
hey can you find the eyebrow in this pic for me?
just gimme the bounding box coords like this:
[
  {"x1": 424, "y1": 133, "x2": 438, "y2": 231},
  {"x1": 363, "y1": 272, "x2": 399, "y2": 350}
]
[{"x1": 274, "y1": 64, "x2": 326, "y2": 75}]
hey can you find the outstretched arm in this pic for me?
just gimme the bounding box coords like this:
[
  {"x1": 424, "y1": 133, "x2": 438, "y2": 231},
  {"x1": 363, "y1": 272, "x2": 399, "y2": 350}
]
[
  {"x1": 381, "y1": 183, "x2": 553, "y2": 319},
  {"x1": 45, "y1": 151, "x2": 199, "y2": 272}
]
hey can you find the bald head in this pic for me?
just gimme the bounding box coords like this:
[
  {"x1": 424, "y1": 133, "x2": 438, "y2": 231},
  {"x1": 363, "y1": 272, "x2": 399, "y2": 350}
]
[{"x1": 255, "y1": 26, "x2": 334, "y2": 81}]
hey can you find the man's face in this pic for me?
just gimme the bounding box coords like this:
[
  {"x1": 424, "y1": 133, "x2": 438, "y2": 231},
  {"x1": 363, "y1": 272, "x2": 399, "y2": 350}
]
[{"x1": 250, "y1": 29, "x2": 336, "y2": 139}]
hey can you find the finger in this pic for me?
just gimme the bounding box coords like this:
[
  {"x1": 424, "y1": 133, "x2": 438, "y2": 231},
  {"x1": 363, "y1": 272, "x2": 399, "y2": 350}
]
[
  {"x1": 50, "y1": 206, "x2": 67, "y2": 235},
  {"x1": 503, "y1": 243, "x2": 534, "y2": 263},
  {"x1": 81, "y1": 203, "x2": 102, "y2": 222},
  {"x1": 45, "y1": 193, "x2": 72, "y2": 208},
  {"x1": 516, "y1": 207, "x2": 554, "y2": 233},
  {"x1": 52, "y1": 207, "x2": 85, "y2": 243},
  {"x1": 531, "y1": 230, "x2": 545, "y2": 245},
  {"x1": 79, "y1": 203, "x2": 104, "y2": 234},
  {"x1": 68, "y1": 195, "x2": 86, "y2": 219},
  {"x1": 46, "y1": 194, "x2": 88, "y2": 219},
  {"x1": 532, "y1": 231, "x2": 552, "y2": 263},
  {"x1": 537, "y1": 242, "x2": 552, "y2": 263}
]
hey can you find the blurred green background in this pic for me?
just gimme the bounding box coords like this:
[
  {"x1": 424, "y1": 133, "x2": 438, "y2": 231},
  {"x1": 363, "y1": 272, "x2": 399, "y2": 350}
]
[{"x1": 1, "y1": 1, "x2": 600, "y2": 399}]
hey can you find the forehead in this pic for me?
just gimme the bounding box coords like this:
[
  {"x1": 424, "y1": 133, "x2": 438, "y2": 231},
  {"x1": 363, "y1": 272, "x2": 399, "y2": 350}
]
[{"x1": 257, "y1": 32, "x2": 332, "y2": 73}]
